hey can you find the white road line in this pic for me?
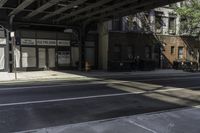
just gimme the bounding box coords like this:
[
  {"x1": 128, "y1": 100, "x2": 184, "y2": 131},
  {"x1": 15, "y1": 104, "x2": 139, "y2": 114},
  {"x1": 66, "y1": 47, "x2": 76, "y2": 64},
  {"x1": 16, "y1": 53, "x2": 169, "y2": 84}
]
[
  {"x1": 0, "y1": 87, "x2": 185, "y2": 107},
  {"x1": 0, "y1": 78, "x2": 200, "y2": 92},
  {"x1": 0, "y1": 92, "x2": 133, "y2": 107}
]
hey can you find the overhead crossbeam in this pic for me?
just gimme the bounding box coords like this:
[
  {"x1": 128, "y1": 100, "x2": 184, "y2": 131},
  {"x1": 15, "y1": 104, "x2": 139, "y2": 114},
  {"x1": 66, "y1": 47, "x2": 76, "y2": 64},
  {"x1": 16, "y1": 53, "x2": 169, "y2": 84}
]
[
  {"x1": 9, "y1": 0, "x2": 35, "y2": 16},
  {"x1": 69, "y1": 0, "x2": 138, "y2": 23},
  {"x1": 56, "y1": 0, "x2": 113, "y2": 22},
  {"x1": 88, "y1": 1, "x2": 156, "y2": 23},
  {"x1": 88, "y1": 0, "x2": 183, "y2": 23},
  {"x1": 0, "y1": 0, "x2": 8, "y2": 7},
  {"x1": 25, "y1": 0, "x2": 60, "y2": 19},
  {"x1": 40, "y1": 0, "x2": 88, "y2": 21}
]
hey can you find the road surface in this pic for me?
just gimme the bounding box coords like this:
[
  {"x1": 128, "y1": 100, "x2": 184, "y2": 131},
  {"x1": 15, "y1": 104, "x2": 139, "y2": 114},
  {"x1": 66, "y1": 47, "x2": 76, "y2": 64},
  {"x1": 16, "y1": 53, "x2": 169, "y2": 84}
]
[{"x1": 0, "y1": 72, "x2": 200, "y2": 132}]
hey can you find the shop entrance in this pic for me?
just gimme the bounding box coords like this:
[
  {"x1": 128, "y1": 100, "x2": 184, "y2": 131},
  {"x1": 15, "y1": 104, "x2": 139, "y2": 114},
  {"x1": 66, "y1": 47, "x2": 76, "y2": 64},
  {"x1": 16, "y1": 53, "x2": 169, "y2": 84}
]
[
  {"x1": 38, "y1": 47, "x2": 56, "y2": 70},
  {"x1": 57, "y1": 47, "x2": 71, "y2": 69}
]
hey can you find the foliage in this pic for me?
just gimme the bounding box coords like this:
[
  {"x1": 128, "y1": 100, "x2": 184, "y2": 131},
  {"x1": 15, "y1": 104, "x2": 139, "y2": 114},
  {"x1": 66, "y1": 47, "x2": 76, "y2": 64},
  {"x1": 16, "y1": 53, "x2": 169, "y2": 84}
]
[{"x1": 176, "y1": 0, "x2": 200, "y2": 36}]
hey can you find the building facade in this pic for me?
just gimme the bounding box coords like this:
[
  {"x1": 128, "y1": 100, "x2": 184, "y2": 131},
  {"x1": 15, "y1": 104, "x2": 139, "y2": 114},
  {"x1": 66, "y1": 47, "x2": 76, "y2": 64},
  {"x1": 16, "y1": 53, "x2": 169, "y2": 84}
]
[
  {"x1": 0, "y1": 2, "x2": 199, "y2": 72},
  {"x1": 0, "y1": 29, "x2": 98, "y2": 72},
  {"x1": 98, "y1": 2, "x2": 200, "y2": 71}
]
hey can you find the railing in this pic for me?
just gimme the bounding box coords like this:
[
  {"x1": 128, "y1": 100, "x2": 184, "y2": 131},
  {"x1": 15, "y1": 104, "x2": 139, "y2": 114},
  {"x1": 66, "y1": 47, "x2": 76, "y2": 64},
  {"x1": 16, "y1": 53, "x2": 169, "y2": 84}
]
[{"x1": 136, "y1": 12, "x2": 161, "y2": 43}]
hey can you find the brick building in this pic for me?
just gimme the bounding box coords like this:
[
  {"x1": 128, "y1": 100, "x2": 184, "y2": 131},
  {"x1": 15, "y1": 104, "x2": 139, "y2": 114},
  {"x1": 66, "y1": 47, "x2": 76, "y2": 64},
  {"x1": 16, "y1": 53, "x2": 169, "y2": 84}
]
[{"x1": 97, "y1": 2, "x2": 200, "y2": 71}]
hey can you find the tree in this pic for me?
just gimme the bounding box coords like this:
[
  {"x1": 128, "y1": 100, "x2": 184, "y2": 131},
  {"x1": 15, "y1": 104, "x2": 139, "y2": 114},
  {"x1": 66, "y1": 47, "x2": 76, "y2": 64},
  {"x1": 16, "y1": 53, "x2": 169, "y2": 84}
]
[{"x1": 176, "y1": 0, "x2": 200, "y2": 36}]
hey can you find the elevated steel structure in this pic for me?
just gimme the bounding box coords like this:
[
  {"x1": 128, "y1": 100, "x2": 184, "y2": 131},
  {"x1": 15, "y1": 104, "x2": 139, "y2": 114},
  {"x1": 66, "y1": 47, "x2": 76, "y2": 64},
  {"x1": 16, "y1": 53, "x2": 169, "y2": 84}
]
[
  {"x1": 0, "y1": 0, "x2": 184, "y2": 72},
  {"x1": 0, "y1": 0, "x2": 183, "y2": 28}
]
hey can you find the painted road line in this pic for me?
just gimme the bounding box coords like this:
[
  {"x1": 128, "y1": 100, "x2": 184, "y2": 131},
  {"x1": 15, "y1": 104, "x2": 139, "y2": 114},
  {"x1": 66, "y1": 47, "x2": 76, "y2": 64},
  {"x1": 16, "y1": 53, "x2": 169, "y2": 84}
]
[
  {"x1": 0, "y1": 87, "x2": 187, "y2": 107},
  {"x1": 0, "y1": 92, "x2": 133, "y2": 107}
]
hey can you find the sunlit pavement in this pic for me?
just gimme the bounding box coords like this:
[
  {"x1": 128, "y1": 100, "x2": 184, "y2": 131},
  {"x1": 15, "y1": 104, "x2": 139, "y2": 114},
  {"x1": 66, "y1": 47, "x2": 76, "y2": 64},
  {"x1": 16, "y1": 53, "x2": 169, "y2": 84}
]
[
  {"x1": 0, "y1": 71, "x2": 199, "y2": 133},
  {"x1": 18, "y1": 106, "x2": 200, "y2": 133}
]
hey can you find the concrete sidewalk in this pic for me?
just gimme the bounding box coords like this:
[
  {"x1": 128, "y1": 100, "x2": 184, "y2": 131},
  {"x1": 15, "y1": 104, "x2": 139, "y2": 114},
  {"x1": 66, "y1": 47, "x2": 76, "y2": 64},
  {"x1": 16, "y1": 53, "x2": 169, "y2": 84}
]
[
  {"x1": 0, "y1": 69, "x2": 190, "y2": 82},
  {"x1": 17, "y1": 106, "x2": 200, "y2": 133}
]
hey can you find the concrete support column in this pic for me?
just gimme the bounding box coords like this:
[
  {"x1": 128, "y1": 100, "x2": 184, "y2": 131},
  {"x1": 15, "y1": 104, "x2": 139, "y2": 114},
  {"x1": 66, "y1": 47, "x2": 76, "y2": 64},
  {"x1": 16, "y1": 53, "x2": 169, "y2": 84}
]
[
  {"x1": 98, "y1": 22, "x2": 109, "y2": 70},
  {"x1": 79, "y1": 25, "x2": 88, "y2": 71}
]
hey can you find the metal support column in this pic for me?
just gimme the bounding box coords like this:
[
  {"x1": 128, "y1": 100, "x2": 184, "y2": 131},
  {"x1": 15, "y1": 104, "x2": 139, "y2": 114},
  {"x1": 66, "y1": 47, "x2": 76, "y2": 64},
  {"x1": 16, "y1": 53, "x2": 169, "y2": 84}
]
[
  {"x1": 8, "y1": 15, "x2": 15, "y2": 73},
  {"x1": 5, "y1": 29, "x2": 10, "y2": 72},
  {"x1": 79, "y1": 24, "x2": 88, "y2": 71}
]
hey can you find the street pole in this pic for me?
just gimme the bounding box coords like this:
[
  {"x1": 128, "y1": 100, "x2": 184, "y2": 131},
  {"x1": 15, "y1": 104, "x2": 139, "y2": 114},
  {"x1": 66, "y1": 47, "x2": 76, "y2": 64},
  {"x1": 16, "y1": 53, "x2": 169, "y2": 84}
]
[{"x1": 11, "y1": 32, "x2": 17, "y2": 80}]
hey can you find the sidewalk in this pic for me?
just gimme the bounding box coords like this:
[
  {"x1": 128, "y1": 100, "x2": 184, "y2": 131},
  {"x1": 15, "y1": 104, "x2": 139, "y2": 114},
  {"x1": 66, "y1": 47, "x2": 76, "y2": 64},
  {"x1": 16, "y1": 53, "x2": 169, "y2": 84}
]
[
  {"x1": 18, "y1": 106, "x2": 200, "y2": 133},
  {"x1": 0, "y1": 69, "x2": 190, "y2": 82}
]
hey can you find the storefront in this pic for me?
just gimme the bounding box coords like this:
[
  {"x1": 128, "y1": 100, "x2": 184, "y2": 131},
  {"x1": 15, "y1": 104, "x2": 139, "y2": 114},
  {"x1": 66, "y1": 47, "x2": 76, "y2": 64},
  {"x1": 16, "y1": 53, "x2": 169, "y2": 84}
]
[
  {"x1": 0, "y1": 37, "x2": 6, "y2": 71},
  {"x1": 12, "y1": 30, "x2": 98, "y2": 71},
  {"x1": 12, "y1": 30, "x2": 71, "y2": 71},
  {"x1": 17, "y1": 38, "x2": 71, "y2": 71}
]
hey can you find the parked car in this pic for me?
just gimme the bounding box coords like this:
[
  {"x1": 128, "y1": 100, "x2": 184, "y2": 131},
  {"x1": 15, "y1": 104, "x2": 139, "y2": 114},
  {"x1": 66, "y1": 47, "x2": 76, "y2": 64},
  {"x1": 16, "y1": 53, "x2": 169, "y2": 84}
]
[
  {"x1": 182, "y1": 61, "x2": 198, "y2": 72},
  {"x1": 173, "y1": 60, "x2": 184, "y2": 70},
  {"x1": 173, "y1": 60, "x2": 199, "y2": 72}
]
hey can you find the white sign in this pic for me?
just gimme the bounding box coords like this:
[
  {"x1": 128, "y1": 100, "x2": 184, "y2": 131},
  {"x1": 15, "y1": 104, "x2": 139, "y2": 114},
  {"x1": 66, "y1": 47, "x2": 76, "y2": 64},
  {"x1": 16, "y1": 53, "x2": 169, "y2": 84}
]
[
  {"x1": 37, "y1": 39, "x2": 56, "y2": 46},
  {"x1": 21, "y1": 39, "x2": 36, "y2": 45},
  {"x1": 10, "y1": 32, "x2": 15, "y2": 38},
  {"x1": 58, "y1": 51, "x2": 71, "y2": 65},
  {"x1": 0, "y1": 38, "x2": 6, "y2": 45},
  {"x1": 58, "y1": 40, "x2": 70, "y2": 46}
]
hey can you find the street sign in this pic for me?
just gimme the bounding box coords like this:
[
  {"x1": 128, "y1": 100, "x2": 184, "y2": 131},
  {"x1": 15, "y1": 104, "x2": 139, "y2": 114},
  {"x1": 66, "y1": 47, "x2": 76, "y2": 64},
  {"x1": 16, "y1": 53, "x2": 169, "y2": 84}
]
[{"x1": 10, "y1": 32, "x2": 15, "y2": 38}]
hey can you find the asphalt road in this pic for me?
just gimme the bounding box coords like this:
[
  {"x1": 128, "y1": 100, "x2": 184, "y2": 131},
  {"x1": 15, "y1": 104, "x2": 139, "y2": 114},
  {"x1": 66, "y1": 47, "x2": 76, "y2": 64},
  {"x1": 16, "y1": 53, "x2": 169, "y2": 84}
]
[{"x1": 0, "y1": 72, "x2": 200, "y2": 132}]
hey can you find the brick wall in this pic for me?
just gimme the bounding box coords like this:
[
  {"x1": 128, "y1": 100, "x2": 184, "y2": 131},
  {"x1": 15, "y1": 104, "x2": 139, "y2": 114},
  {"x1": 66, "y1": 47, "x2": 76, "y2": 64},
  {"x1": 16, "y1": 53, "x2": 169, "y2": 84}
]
[
  {"x1": 159, "y1": 35, "x2": 199, "y2": 65},
  {"x1": 108, "y1": 32, "x2": 200, "y2": 70},
  {"x1": 108, "y1": 32, "x2": 158, "y2": 60}
]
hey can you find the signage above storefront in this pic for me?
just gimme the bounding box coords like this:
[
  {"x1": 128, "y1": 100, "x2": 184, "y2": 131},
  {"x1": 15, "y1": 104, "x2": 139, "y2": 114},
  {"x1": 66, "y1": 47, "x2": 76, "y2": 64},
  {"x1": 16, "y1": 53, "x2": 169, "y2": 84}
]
[
  {"x1": 37, "y1": 39, "x2": 56, "y2": 46},
  {"x1": 0, "y1": 38, "x2": 6, "y2": 45},
  {"x1": 21, "y1": 39, "x2": 36, "y2": 46},
  {"x1": 58, "y1": 40, "x2": 70, "y2": 46},
  {"x1": 21, "y1": 39, "x2": 70, "y2": 46}
]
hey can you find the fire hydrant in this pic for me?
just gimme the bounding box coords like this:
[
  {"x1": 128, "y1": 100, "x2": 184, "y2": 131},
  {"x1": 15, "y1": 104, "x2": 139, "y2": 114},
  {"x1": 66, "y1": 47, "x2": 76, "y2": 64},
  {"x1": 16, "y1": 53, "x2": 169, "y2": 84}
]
[{"x1": 85, "y1": 61, "x2": 91, "y2": 72}]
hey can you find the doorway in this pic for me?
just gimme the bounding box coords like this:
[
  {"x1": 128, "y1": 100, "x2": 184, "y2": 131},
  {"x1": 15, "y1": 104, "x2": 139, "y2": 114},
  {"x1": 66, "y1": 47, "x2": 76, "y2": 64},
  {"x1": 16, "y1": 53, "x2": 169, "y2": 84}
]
[{"x1": 38, "y1": 47, "x2": 56, "y2": 70}]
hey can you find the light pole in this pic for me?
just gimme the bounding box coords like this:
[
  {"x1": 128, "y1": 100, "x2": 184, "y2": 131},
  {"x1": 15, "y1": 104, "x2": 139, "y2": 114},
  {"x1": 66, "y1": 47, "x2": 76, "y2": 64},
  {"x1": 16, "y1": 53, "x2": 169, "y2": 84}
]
[{"x1": 10, "y1": 31, "x2": 17, "y2": 80}]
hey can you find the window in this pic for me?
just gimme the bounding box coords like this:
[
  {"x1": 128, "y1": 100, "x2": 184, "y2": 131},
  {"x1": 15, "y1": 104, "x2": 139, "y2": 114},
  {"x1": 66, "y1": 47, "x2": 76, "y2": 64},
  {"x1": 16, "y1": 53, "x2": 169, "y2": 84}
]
[
  {"x1": 178, "y1": 47, "x2": 184, "y2": 59},
  {"x1": 155, "y1": 12, "x2": 164, "y2": 34},
  {"x1": 113, "y1": 45, "x2": 121, "y2": 60},
  {"x1": 171, "y1": 46, "x2": 175, "y2": 54},
  {"x1": 112, "y1": 18, "x2": 122, "y2": 31},
  {"x1": 169, "y1": 16, "x2": 176, "y2": 34}
]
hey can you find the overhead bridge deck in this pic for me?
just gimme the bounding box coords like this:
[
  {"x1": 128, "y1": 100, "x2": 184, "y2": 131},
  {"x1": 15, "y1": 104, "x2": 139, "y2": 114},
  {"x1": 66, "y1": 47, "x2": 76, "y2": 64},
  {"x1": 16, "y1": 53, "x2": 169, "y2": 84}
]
[
  {"x1": 0, "y1": 0, "x2": 183, "y2": 27},
  {"x1": 0, "y1": 0, "x2": 184, "y2": 72}
]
